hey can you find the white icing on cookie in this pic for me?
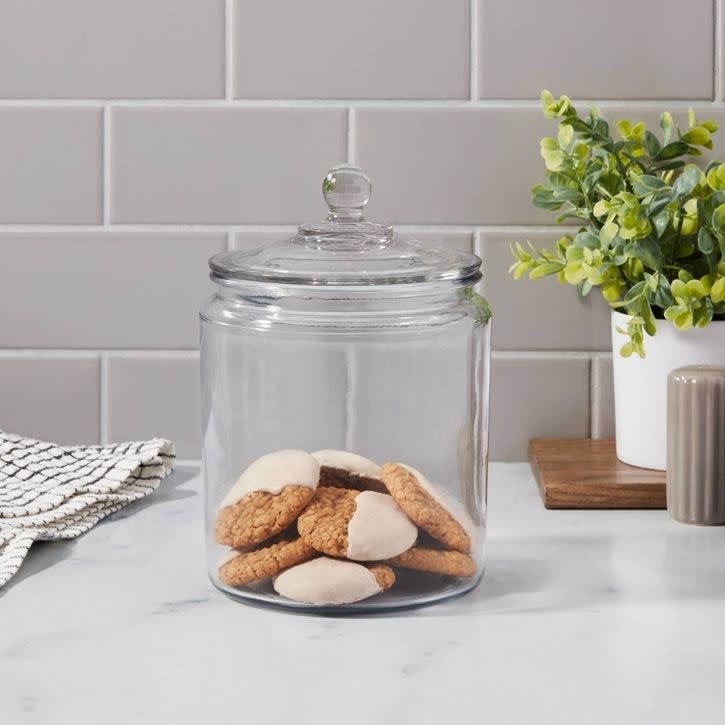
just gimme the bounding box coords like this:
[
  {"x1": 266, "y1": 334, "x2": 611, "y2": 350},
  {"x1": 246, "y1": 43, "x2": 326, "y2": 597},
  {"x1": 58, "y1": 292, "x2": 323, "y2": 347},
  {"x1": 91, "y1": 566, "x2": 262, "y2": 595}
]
[
  {"x1": 273, "y1": 558, "x2": 381, "y2": 604},
  {"x1": 346, "y1": 491, "x2": 417, "y2": 560},
  {"x1": 220, "y1": 449, "x2": 320, "y2": 508},
  {"x1": 311, "y1": 450, "x2": 382, "y2": 479},
  {"x1": 399, "y1": 463, "x2": 476, "y2": 541}
]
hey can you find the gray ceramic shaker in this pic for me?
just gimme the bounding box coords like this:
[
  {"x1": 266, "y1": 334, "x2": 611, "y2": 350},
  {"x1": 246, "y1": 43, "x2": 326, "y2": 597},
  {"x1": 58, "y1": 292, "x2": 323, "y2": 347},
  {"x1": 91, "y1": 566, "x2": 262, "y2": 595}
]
[{"x1": 667, "y1": 366, "x2": 725, "y2": 524}]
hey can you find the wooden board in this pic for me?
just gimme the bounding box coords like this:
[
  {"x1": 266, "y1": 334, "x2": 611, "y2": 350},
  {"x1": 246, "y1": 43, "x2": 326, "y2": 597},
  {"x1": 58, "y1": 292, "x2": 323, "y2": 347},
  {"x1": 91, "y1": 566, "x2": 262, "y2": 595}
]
[{"x1": 528, "y1": 438, "x2": 666, "y2": 509}]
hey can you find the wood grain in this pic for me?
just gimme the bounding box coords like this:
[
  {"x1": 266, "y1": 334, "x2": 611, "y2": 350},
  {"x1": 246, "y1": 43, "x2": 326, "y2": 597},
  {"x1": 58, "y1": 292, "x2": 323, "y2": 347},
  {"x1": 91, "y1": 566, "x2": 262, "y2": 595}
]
[{"x1": 529, "y1": 438, "x2": 666, "y2": 509}]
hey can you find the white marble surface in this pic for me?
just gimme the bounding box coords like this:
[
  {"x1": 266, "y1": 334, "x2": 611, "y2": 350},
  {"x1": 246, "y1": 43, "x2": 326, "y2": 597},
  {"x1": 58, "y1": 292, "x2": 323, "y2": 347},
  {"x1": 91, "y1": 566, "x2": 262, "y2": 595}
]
[{"x1": 2, "y1": 463, "x2": 725, "y2": 725}]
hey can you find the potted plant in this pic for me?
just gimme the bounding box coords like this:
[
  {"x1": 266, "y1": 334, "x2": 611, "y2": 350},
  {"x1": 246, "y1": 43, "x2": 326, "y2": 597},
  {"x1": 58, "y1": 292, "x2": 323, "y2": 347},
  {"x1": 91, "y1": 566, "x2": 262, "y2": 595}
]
[{"x1": 510, "y1": 91, "x2": 725, "y2": 470}]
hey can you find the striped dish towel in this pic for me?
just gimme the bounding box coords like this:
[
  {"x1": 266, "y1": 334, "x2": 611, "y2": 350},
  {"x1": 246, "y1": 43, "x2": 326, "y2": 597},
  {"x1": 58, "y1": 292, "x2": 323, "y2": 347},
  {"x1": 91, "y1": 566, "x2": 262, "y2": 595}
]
[{"x1": 0, "y1": 431, "x2": 175, "y2": 588}]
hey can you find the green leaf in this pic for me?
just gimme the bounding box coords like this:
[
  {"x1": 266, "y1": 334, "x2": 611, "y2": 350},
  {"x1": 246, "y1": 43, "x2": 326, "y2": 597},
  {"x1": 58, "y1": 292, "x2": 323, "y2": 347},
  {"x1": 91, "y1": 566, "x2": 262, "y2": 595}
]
[
  {"x1": 655, "y1": 141, "x2": 690, "y2": 161},
  {"x1": 600, "y1": 221, "x2": 619, "y2": 246},
  {"x1": 630, "y1": 174, "x2": 668, "y2": 196},
  {"x1": 556, "y1": 210, "x2": 589, "y2": 223},
  {"x1": 664, "y1": 305, "x2": 694, "y2": 329},
  {"x1": 671, "y1": 165, "x2": 702, "y2": 198},
  {"x1": 574, "y1": 231, "x2": 601, "y2": 249},
  {"x1": 698, "y1": 227, "x2": 716, "y2": 254},
  {"x1": 594, "y1": 118, "x2": 609, "y2": 139},
  {"x1": 641, "y1": 298, "x2": 657, "y2": 336},
  {"x1": 531, "y1": 187, "x2": 564, "y2": 211},
  {"x1": 682, "y1": 127, "x2": 711, "y2": 145},
  {"x1": 648, "y1": 195, "x2": 672, "y2": 215},
  {"x1": 650, "y1": 159, "x2": 686, "y2": 173},
  {"x1": 660, "y1": 112, "x2": 674, "y2": 144},
  {"x1": 652, "y1": 277, "x2": 675, "y2": 308},
  {"x1": 632, "y1": 238, "x2": 664, "y2": 272},
  {"x1": 711, "y1": 204, "x2": 725, "y2": 234},
  {"x1": 643, "y1": 130, "x2": 661, "y2": 158},
  {"x1": 551, "y1": 187, "x2": 584, "y2": 203},
  {"x1": 711, "y1": 277, "x2": 725, "y2": 303},
  {"x1": 529, "y1": 262, "x2": 565, "y2": 279},
  {"x1": 557, "y1": 124, "x2": 574, "y2": 148},
  {"x1": 652, "y1": 210, "x2": 671, "y2": 238},
  {"x1": 617, "y1": 119, "x2": 632, "y2": 138},
  {"x1": 694, "y1": 298, "x2": 714, "y2": 327},
  {"x1": 624, "y1": 280, "x2": 648, "y2": 304}
]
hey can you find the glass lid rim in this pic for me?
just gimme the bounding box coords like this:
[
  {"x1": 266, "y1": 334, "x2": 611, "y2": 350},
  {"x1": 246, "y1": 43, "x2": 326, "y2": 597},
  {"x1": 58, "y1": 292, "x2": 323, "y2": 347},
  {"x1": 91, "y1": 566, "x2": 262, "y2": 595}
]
[{"x1": 208, "y1": 244, "x2": 483, "y2": 287}]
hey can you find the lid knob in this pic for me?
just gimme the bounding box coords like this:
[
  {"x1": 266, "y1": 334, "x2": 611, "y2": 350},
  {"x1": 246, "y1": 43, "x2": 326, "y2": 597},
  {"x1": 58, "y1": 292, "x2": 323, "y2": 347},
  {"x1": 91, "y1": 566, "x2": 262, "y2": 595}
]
[{"x1": 322, "y1": 165, "x2": 371, "y2": 221}]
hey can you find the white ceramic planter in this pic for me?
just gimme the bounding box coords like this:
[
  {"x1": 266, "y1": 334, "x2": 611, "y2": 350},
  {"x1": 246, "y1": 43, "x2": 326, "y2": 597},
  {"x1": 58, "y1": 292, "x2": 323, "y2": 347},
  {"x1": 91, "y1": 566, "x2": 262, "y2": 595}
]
[{"x1": 611, "y1": 310, "x2": 725, "y2": 470}]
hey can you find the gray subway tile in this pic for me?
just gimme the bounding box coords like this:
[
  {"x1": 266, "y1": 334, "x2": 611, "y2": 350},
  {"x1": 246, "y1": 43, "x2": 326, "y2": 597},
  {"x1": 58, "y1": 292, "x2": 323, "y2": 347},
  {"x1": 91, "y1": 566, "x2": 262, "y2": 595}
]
[
  {"x1": 592, "y1": 355, "x2": 615, "y2": 439},
  {"x1": 490, "y1": 356, "x2": 590, "y2": 461},
  {"x1": 480, "y1": 231, "x2": 611, "y2": 351},
  {"x1": 0, "y1": 108, "x2": 101, "y2": 222},
  {"x1": 0, "y1": 356, "x2": 100, "y2": 445},
  {"x1": 355, "y1": 107, "x2": 553, "y2": 225},
  {"x1": 478, "y1": 0, "x2": 713, "y2": 100},
  {"x1": 0, "y1": 0, "x2": 224, "y2": 98},
  {"x1": 234, "y1": 0, "x2": 469, "y2": 99},
  {"x1": 106, "y1": 355, "x2": 200, "y2": 458},
  {"x1": 111, "y1": 108, "x2": 347, "y2": 223},
  {"x1": 0, "y1": 233, "x2": 225, "y2": 349},
  {"x1": 357, "y1": 103, "x2": 725, "y2": 226}
]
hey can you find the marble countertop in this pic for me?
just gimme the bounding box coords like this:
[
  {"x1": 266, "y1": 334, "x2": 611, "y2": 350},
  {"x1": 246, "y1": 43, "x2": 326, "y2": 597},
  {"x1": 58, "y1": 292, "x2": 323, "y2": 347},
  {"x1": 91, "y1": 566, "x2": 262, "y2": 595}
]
[{"x1": 2, "y1": 463, "x2": 725, "y2": 725}]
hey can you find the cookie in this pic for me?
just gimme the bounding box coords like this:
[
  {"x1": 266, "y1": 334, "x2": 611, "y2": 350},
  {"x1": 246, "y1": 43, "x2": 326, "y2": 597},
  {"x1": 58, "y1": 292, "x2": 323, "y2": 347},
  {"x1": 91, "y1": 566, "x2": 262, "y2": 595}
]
[
  {"x1": 381, "y1": 463, "x2": 474, "y2": 553},
  {"x1": 297, "y1": 486, "x2": 417, "y2": 560},
  {"x1": 273, "y1": 557, "x2": 395, "y2": 604},
  {"x1": 388, "y1": 547, "x2": 476, "y2": 577},
  {"x1": 214, "y1": 450, "x2": 319, "y2": 548},
  {"x1": 218, "y1": 536, "x2": 316, "y2": 587},
  {"x1": 312, "y1": 450, "x2": 387, "y2": 493}
]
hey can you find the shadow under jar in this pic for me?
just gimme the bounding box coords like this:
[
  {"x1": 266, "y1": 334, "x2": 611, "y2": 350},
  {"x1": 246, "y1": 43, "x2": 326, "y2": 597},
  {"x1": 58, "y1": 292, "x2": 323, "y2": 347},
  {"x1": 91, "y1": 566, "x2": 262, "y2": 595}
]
[{"x1": 201, "y1": 166, "x2": 491, "y2": 613}]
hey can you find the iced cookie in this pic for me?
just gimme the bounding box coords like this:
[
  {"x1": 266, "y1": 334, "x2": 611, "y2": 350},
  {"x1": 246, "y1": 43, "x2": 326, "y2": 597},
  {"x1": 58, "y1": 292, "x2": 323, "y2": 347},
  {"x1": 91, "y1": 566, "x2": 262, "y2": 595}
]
[
  {"x1": 389, "y1": 547, "x2": 476, "y2": 577},
  {"x1": 297, "y1": 486, "x2": 417, "y2": 560},
  {"x1": 312, "y1": 450, "x2": 387, "y2": 493},
  {"x1": 381, "y1": 463, "x2": 474, "y2": 553},
  {"x1": 214, "y1": 450, "x2": 320, "y2": 548},
  {"x1": 218, "y1": 536, "x2": 316, "y2": 587},
  {"x1": 273, "y1": 557, "x2": 395, "y2": 605}
]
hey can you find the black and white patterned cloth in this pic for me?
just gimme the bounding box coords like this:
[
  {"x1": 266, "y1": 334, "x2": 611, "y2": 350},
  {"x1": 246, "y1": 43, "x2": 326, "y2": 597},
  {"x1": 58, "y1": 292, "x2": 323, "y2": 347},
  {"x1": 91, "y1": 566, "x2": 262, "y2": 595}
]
[{"x1": 0, "y1": 431, "x2": 175, "y2": 587}]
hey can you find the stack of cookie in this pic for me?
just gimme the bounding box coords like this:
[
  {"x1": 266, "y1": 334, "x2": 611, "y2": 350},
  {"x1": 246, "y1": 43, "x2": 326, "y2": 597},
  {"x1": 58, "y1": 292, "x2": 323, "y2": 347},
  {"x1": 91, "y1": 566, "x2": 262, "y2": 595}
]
[{"x1": 214, "y1": 449, "x2": 477, "y2": 606}]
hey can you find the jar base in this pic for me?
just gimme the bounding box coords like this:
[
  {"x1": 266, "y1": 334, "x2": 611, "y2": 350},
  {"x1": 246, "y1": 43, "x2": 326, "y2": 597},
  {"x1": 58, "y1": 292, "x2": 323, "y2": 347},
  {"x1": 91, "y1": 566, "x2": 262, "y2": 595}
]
[{"x1": 210, "y1": 568, "x2": 484, "y2": 615}]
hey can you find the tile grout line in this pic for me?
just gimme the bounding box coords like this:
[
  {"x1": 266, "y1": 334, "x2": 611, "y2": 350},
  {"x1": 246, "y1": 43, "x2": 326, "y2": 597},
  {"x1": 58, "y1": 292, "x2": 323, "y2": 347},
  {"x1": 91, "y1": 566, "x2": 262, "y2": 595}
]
[
  {"x1": 716, "y1": 0, "x2": 722, "y2": 101},
  {"x1": 0, "y1": 349, "x2": 200, "y2": 358},
  {"x1": 99, "y1": 352, "x2": 108, "y2": 445},
  {"x1": 492, "y1": 350, "x2": 598, "y2": 360},
  {"x1": 469, "y1": 0, "x2": 478, "y2": 101},
  {"x1": 0, "y1": 223, "x2": 572, "y2": 234},
  {"x1": 0, "y1": 348, "x2": 594, "y2": 360},
  {"x1": 102, "y1": 104, "x2": 111, "y2": 225},
  {"x1": 0, "y1": 98, "x2": 723, "y2": 109},
  {"x1": 347, "y1": 107, "x2": 355, "y2": 163},
  {"x1": 589, "y1": 356, "x2": 598, "y2": 439},
  {"x1": 225, "y1": 0, "x2": 234, "y2": 101}
]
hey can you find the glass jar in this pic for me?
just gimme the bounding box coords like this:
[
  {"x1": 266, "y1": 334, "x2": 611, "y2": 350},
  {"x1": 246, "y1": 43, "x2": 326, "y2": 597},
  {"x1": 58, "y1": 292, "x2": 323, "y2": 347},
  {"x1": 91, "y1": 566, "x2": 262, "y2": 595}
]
[{"x1": 201, "y1": 166, "x2": 491, "y2": 612}]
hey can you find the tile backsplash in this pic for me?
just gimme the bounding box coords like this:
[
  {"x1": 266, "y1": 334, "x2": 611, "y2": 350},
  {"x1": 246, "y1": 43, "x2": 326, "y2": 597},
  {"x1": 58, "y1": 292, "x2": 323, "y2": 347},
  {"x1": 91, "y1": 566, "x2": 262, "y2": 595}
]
[{"x1": 0, "y1": 0, "x2": 719, "y2": 459}]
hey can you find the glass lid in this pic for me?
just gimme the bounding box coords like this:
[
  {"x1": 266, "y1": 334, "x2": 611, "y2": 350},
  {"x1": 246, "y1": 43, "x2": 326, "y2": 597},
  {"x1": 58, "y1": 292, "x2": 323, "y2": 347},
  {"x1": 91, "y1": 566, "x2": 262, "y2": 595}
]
[{"x1": 209, "y1": 165, "x2": 482, "y2": 287}]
